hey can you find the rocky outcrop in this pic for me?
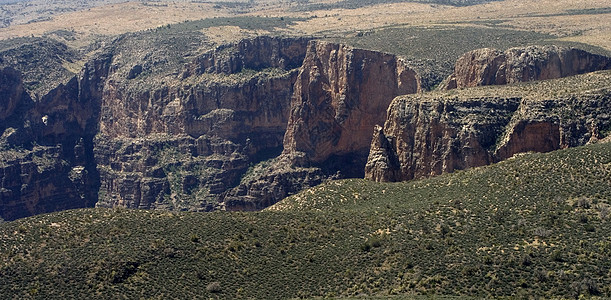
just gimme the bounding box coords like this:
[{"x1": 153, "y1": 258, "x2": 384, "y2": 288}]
[
  {"x1": 94, "y1": 36, "x2": 312, "y2": 211},
  {"x1": 0, "y1": 35, "x2": 323, "y2": 218},
  {"x1": 282, "y1": 41, "x2": 420, "y2": 170},
  {"x1": 442, "y1": 45, "x2": 611, "y2": 90},
  {"x1": 365, "y1": 125, "x2": 401, "y2": 182},
  {"x1": 366, "y1": 70, "x2": 611, "y2": 182},
  {"x1": 0, "y1": 65, "x2": 100, "y2": 221},
  {"x1": 222, "y1": 153, "x2": 325, "y2": 211},
  {"x1": 183, "y1": 36, "x2": 311, "y2": 76},
  {"x1": 5, "y1": 32, "x2": 610, "y2": 220},
  {"x1": 0, "y1": 145, "x2": 97, "y2": 221},
  {"x1": 93, "y1": 38, "x2": 422, "y2": 212},
  {"x1": 0, "y1": 67, "x2": 28, "y2": 122},
  {"x1": 222, "y1": 41, "x2": 422, "y2": 209}
]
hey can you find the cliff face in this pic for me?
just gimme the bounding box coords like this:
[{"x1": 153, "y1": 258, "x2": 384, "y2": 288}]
[
  {"x1": 219, "y1": 41, "x2": 422, "y2": 210},
  {"x1": 4, "y1": 33, "x2": 610, "y2": 220},
  {"x1": 0, "y1": 64, "x2": 101, "y2": 220},
  {"x1": 442, "y1": 45, "x2": 611, "y2": 90},
  {"x1": 366, "y1": 70, "x2": 611, "y2": 182},
  {"x1": 93, "y1": 36, "x2": 311, "y2": 211},
  {"x1": 93, "y1": 38, "x2": 422, "y2": 212},
  {"x1": 366, "y1": 95, "x2": 517, "y2": 181},
  {"x1": 282, "y1": 41, "x2": 420, "y2": 168},
  {"x1": 0, "y1": 68, "x2": 26, "y2": 121},
  {"x1": 9, "y1": 35, "x2": 415, "y2": 218}
]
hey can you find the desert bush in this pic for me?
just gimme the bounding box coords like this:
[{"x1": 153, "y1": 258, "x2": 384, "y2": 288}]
[
  {"x1": 2, "y1": 142, "x2": 611, "y2": 299},
  {"x1": 533, "y1": 227, "x2": 551, "y2": 238},
  {"x1": 577, "y1": 197, "x2": 592, "y2": 209},
  {"x1": 550, "y1": 250, "x2": 564, "y2": 262},
  {"x1": 206, "y1": 281, "x2": 221, "y2": 293},
  {"x1": 598, "y1": 204, "x2": 610, "y2": 220}
]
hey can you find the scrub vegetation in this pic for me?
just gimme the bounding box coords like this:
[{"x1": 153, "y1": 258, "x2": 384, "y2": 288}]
[{"x1": 2, "y1": 142, "x2": 610, "y2": 299}]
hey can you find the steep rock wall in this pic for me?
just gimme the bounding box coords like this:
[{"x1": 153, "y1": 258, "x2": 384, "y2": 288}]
[
  {"x1": 6, "y1": 35, "x2": 424, "y2": 217},
  {"x1": 442, "y1": 45, "x2": 611, "y2": 90},
  {"x1": 283, "y1": 40, "x2": 421, "y2": 167},
  {"x1": 94, "y1": 36, "x2": 311, "y2": 211},
  {"x1": 0, "y1": 67, "x2": 28, "y2": 122},
  {"x1": 0, "y1": 63, "x2": 102, "y2": 220},
  {"x1": 95, "y1": 38, "x2": 422, "y2": 211},
  {"x1": 225, "y1": 41, "x2": 422, "y2": 209},
  {"x1": 367, "y1": 71, "x2": 611, "y2": 182}
]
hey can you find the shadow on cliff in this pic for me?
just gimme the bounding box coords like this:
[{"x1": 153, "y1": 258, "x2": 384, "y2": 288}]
[{"x1": 0, "y1": 62, "x2": 106, "y2": 220}]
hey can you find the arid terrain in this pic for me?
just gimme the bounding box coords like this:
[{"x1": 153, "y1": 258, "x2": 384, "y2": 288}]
[
  {"x1": 1, "y1": 0, "x2": 610, "y2": 49},
  {"x1": 1, "y1": 0, "x2": 611, "y2": 299}
]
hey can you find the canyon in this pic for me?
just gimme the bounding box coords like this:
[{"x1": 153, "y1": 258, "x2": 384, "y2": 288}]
[{"x1": 0, "y1": 35, "x2": 610, "y2": 220}]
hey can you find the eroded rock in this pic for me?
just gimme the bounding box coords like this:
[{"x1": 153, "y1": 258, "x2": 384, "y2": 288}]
[
  {"x1": 367, "y1": 71, "x2": 611, "y2": 182},
  {"x1": 442, "y1": 45, "x2": 611, "y2": 89}
]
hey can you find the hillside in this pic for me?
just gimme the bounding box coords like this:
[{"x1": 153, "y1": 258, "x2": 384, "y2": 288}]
[{"x1": 1, "y1": 141, "x2": 610, "y2": 299}]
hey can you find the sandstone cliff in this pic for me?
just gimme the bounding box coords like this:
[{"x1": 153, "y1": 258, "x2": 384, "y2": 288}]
[
  {"x1": 442, "y1": 45, "x2": 611, "y2": 90},
  {"x1": 8, "y1": 35, "x2": 409, "y2": 218},
  {"x1": 222, "y1": 41, "x2": 422, "y2": 210},
  {"x1": 93, "y1": 37, "x2": 423, "y2": 212},
  {"x1": 0, "y1": 64, "x2": 100, "y2": 220},
  {"x1": 282, "y1": 41, "x2": 420, "y2": 168},
  {"x1": 366, "y1": 70, "x2": 611, "y2": 182},
  {"x1": 3, "y1": 33, "x2": 611, "y2": 220},
  {"x1": 93, "y1": 36, "x2": 311, "y2": 211}
]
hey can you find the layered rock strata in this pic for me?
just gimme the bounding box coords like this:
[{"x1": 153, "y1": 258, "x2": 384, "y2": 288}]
[
  {"x1": 3, "y1": 35, "x2": 611, "y2": 220},
  {"x1": 94, "y1": 36, "x2": 311, "y2": 211},
  {"x1": 442, "y1": 45, "x2": 611, "y2": 90},
  {"x1": 366, "y1": 70, "x2": 611, "y2": 182},
  {"x1": 0, "y1": 63, "x2": 101, "y2": 220},
  {"x1": 282, "y1": 41, "x2": 421, "y2": 168},
  {"x1": 224, "y1": 41, "x2": 421, "y2": 209}
]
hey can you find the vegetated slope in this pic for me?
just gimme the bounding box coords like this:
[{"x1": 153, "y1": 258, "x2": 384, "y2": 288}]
[
  {"x1": 0, "y1": 37, "x2": 79, "y2": 97},
  {"x1": 1, "y1": 142, "x2": 610, "y2": 299},
  {"x1": 295, "y1": 0, "x2": 500, "y2": 11}
]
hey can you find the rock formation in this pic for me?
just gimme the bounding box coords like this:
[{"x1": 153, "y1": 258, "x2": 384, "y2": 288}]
[
  {"x1": 2, "y1": 33, "x2": 611, "y2": 220},
  {"x1": 1, "y1": 35, "x2": 347, "y2": 219},
  {"x1": 441, "y1": 45, "x2": 611, "y2": 90},
  {"x1": 93, "y1": 36, "x2": 311, "y2": 211},
  {"x1": 0, "y1": 64, "x2": 100, "y2": 220},
  {"x1": 0, "y1": 67, "x2": 27, "y2": 123},
  {"x1": 282, "y1": 41, "x2": 420, "y2": 170},
  {"x1": 366, "y1": 70, "x2": 611, "y2": 182},
  {"x1": 223, "y1": 41, "x2": 421, "y2": 210}
]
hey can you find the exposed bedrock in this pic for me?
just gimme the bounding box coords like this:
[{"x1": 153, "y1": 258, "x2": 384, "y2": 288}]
[
  {"x1": 225, "y1": 40, "x2": 422, "y2": 210},
  {"x1": 366, "y1": 71, "x2": 611, "y2": 182},
  {"x1": 5, "y1": 34, "x2": 611, "y2": 219},
  {"x1": 282, "y1": 40, "x2": 421, "y2": 170},
  {"x1": 441, "y1": 45, "x2": 611, "y2": 90},
  {"x1": 0, "y1": 61, "x2": 104, "y2": 220},
  {"x1": 94, "y1": 36, "x2": 311, "y2": 211}
]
